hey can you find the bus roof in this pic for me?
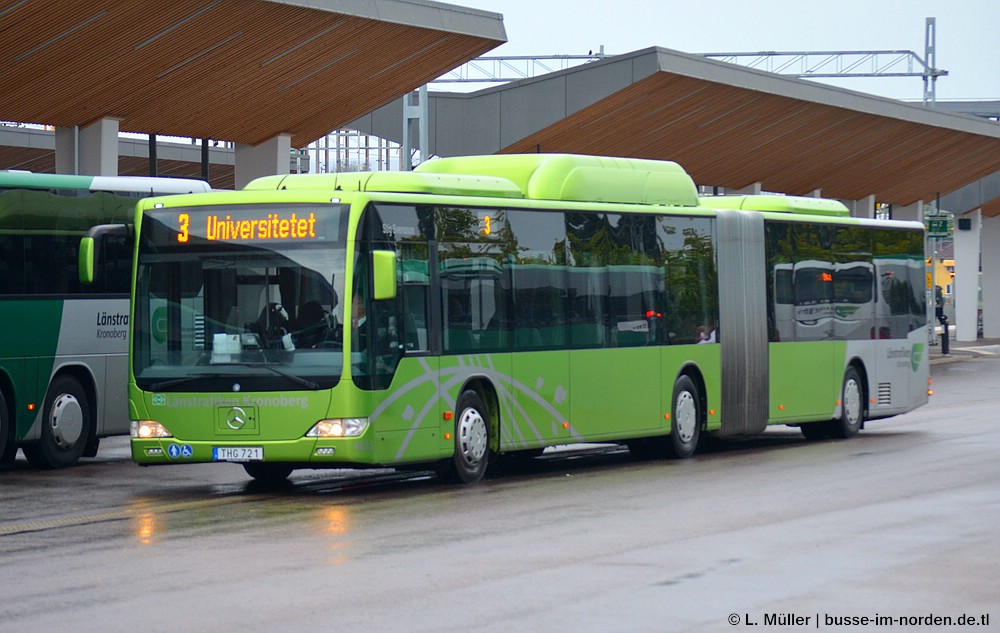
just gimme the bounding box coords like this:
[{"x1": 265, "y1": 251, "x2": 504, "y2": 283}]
[
  {"x1": 245, "y1": 170, "x2": 524, "y2": 200},
  {"x1": 416, "y1": 154, "x2": 699, "y2": 206},
  {"x1": 0, "y1": 171, "x2": 210, "y2": 195},
  {"x1": 247, "y1": 154, "x2": 700, "y2": 207},
  {"x1": 703, "y1": 194, "x2": 850, "y2": 217}
]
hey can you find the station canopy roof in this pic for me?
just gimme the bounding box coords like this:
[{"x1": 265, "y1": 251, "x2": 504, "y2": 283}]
[
  {"x1": 0, "y1": 0, "x2": 505, "y2": 148},
  {"x1": 501, "y1": 49, "x2": 1000, "y2": 210},
  {"x1": 399, "y1": 47, "x2": 1000, "y2": 213}
]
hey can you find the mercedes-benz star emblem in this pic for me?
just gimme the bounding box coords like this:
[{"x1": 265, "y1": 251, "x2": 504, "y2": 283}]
[{"x1": 226, "y1": 406, "x2": 249, "y2": 430}]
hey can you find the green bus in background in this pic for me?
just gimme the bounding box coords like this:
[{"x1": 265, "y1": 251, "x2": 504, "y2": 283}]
[
  {"x1": 111, "y1": 154, "x2": 929, "y2": 483},
  {"x1": 0, "y1": 171, "x2": 210, "y2": 468}
]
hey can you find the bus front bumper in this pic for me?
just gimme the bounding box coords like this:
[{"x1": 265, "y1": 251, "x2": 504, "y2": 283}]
[{"x1": 131, "y1": 436, "x2": 377, "y2": 467}]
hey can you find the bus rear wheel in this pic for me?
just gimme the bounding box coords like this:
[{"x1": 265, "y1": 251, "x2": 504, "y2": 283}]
[
  {"x1": 627, "y1": 375, "x2": 702, "y2": 460},
  {"x1": 799, "y1": 422, "x2": 828, "y2": 440},
  {"x1": 668, "y1": 375, "x2": 701, "y2": 458},
  {"x1": 828, "y1": 366, "x2": 864, "y2": 439},
  {"x1": 441, "y1": 390, "x2": 491, "y2": 484},
  {"x1": 23, "y1": 376, "x2": 91, "y2": 468}
]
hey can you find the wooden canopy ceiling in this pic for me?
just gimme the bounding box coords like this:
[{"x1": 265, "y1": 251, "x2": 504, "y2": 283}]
[
  {"x1": 0, "y1": 0, "x2": 504, "y2": 148},
  {"x1": 497, "y1": 49, "x2": 1000, "y2": 212}
]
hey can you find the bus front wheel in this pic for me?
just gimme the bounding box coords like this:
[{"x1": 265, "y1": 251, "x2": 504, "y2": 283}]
[
  {"x1": 243, "y1": 462, "x2": 293, "y2": 484},
  {"x1": 23, "y1": 375, "x2": 92, "y2": 468},
  {"x1": 442, "y1": 390, "x2": 491, "y2": 484}
]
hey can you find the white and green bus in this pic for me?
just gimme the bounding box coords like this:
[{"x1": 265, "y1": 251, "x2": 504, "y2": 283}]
[
  {"x1": 0, "y1": 171, "x2": 210, "y2": 468},
  {"x1": 111, "y1": 154, "x2": 928, "y2": 483}
]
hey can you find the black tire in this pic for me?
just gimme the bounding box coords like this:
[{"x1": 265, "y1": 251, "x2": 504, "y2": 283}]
[
  {"x1": 626, "y1": 438, "x2": 661, "y2": 460},
  {"x1": 243, "y1": 462, "x2": 294, "y2": 483},
  {"x1": 23, "y1": 376, "x2": 91, "y2": 468},
  {"x1": 442, "y1": 390, "x2": 491, "y2": 484},
  {"x1": 799, "y1": 422, "x2": 828, "y2": 440},
  {"x1": 668, "y1": 375, "x2": 701, "y2": 459},
  {"x1": 0, "y1": 389, "x2": 16, "y2": 465},
  {"x1": 627, "y1": 375, "x2": 702, "y2": 460},
  {"x1": 828, "y1": 366, "x2": 865, "y2": 439}
]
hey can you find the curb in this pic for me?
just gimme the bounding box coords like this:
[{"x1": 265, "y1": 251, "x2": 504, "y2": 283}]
[{"x1": 929, "y1": 344, "x2": 1000, "y2": 366}]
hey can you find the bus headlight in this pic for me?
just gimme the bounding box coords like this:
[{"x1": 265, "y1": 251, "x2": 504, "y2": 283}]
[
  {"x1": 307, "y1": 418, "x2": 368, "y2": 438},
  {"x1": 132, "y1": 420, "x2": 173, "y2": 439}
]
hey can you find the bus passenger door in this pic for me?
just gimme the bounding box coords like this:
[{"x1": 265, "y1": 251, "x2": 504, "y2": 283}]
[{"x1": 507, "y1": 263, "x2": 571, "y2": 448}]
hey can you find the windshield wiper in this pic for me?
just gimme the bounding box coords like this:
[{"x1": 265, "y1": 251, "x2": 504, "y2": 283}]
[
  {"x1": 240, "y1": 362, "x2": 321, "y2": 390},
  {"x1": 147, "y1": 373, "x2": 234, "y2": 391}
]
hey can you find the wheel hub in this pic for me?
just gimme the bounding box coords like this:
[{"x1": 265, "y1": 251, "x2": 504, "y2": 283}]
[
  {"x1": 675, "y1": 391, "x2": 697, "y2": 443},
  {"x1": 49, "y1": 393, "x2": 84, "y2": 449},
  {"x1": 844, "y1": 378, "x2": 861, "y2": 426},
  {"x1": 457, "y1": 408, "x2": 488, "y2": 465}
]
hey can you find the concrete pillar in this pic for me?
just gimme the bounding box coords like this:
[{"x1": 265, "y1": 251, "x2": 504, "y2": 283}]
[
  {"x1": 953, "y1": 209, "x2": 981, "y2": 341},
  {"x1": 982, "y1": 214, "x2": 1000, "y2": 338},
  {"x1": 892, "y1": 200, "x2": 923, "y2": 222},
  {"x1": 54, "y1": 118, "x2": 120, "y2": 175},
  {"x1": 54, "y1": 126, "x2": 78, "y2": 174},
  {"x1": 839, "y1": 195, "x2": 876, "y2": 219},
  {"x1": 82, "y1": 118, "x2": 120, "y2": 175},
  {"x1": 234, "y1": 134, "x2": 292, "y2": 189},
  {"x1": 726, "y1": 182, "x2": 762, "y2": 195}
]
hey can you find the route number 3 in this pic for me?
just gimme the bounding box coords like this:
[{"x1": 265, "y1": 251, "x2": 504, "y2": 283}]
[{"x1": 178, "y1": 213, "x2": 190, "y2": 243}]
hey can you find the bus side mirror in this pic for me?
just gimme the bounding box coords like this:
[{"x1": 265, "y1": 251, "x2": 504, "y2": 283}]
[
  {"x1": 372, "y1": 250, "x2": 397, "y2": 300},
  {"x1": 79, "y1": 237, "x2": 96, "y2": 285},
  {"x1": 79, "y1": 224, "x2": 130, "y2": 285}
]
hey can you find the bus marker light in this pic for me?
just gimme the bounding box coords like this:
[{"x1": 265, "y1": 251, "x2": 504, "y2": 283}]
[
  {"x1": 836, "y1": 400, "x2": 842, "y2": 406},
  {"x1": 709, "y1": 409, "x2": 715, "y2": 416},
  {"x1": 664, "y1": 413, "x2": 670, "y2": 420},
  {"x1": 928, "y1": 389, "x2": 934, "y2": 396},
  {"x1": 443, "y1": 411, "x2": 454, "y2": 421},
  {"x1": 444, "y1": 433, "x2": 453, "y2": 441},
  {"x1": 870, "y1": 398, "x2": 876, "y2": 404},
  {"x1": 562, "y1": 422, "x2": 570, "y2": 429},
  {"x1": 27, "y1": 403, "x2": 35, "y2": 411},
  {"x1": 778, "y1": 404, "x2": 785, "y2": 411}
]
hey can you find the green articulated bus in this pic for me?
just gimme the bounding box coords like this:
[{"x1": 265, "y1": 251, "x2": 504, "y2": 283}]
[
  {"x1": 107, "y1": 154, "x2": 929, "y2": 483},
  {"x1": 0, "y1": 171, "x2": 210, "y2": 468}
]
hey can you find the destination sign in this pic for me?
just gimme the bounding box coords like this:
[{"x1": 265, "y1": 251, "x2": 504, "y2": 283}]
[
  {"x1": 148, "y1": 203, "x2": 345, "y2": 246},
  {"x1": 177, "y1": 211, "x2": 318, "y2": 243}
]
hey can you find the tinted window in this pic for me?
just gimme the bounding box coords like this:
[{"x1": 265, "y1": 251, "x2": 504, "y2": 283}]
[
  {"x1": 765, "y1": 220, "x2": 923, "y2": 342},
  {"x1": 655, "y1": 215, "x2": 717, "y2": 345}
]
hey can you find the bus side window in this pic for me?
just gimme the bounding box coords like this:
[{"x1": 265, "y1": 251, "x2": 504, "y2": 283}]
[
  {"x1": 0, "y1": 236, "x2": 26, "y2": 294},
  {"x1": 94, "y1": 232, "x2": 132, "y2": 294}
]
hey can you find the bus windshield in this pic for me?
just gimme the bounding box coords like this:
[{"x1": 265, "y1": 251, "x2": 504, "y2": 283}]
[{"x1": 133, "y1": 203, "x2": 349, "y2": 392}]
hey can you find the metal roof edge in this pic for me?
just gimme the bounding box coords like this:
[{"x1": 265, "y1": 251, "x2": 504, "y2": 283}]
[
  {"x1": 263, "y1": 0, "x2": 507, "y2": 40},
  {"x1": 649, "y1": 47, "x2": 1000, "y2": 139},
  {"x1": 428, "y1": 45, "x2": 1000, "y2": 138},
  {"x1": 428, "y1": 46, "x2": 663, "y2": 100}
]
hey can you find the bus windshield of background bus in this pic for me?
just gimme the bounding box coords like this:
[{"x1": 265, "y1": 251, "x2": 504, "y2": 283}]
[{"x1": 133, "y1": 203, "x2": 349, "y2": 392}]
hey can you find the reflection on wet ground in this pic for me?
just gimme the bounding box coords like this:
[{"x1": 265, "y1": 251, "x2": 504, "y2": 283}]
[{"x1": 2, "y1": 426, "x2": 914, "y2": 551}]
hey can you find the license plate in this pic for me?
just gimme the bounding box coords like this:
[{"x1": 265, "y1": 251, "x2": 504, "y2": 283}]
[{"x1": 213, "y1": 446, "x2": 264, "y2": 462}]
